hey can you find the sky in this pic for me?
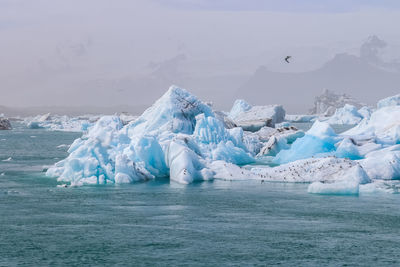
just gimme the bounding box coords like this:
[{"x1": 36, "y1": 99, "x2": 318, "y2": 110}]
[{"x1": 1, "y1": 0, "x2": 400, "y2": 113}]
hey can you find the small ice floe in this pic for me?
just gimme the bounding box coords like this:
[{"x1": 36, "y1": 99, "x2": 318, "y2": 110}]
[
  {"x1": 57, "y1": 184, "x2": 69, "y2": 188},
  {"x1": 30, "y1": 136, "x2": 37, "y2": 138},
  {"x1": 1, "y1": 139, "x2": 6, "y2": 141},
  {"x1": 0, "y1": 172, "x2": 5, "y2": 176},
  {"x1": 57, "y1": 144, "x2": 70, "y2": 148},
  {"x1": 2, "y1": 157, "x2": 12, "y2": 162}
]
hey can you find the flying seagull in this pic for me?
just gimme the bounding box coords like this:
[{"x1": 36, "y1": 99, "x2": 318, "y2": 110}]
[{"x1": 285, "y1": 56, "x2": 291, "y2": 63}]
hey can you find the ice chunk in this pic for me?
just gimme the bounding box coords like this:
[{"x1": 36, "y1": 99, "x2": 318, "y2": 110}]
[
  {"x1": 233, "y1": 105, "x2": 285, "y2": 129},
  {"x1": 360, "y1": 180, "x2": 400, "y2": 194},
  {"x1": 326, "y1": 104, "x2": 364, "y2": 125},
  {"x1": 357, "y1": 106, "x2": 372, "y2": 120},
  {"x1": 46, "y1": 116, "x2": 131, "y2": 185},
  {"x1": 359, "y1": 145, "x2": 400, "y2": 180},
  {"x1": 307, "y1": 165, "x2": 369, "y2": 195},
  {"x1": 228, "y1": 99, "x2": 252, "y2": 120},
  {"x1": 377, "y1": 94, "x2": 400, "y2": 109},
  {"x1": 257, "y1": 136, "x2": 289, "y2": 157},
  {"x1": 274, "y1": 121, "x2": 338, "y2": 164},
  {"x1": 308, "y1": 180, "x2": 359, "y2": 195},
  {"x1": 229, "y1": 99, "x2": 285, "y2": 130},
  {"x1": 344, "y1": 105, "x2": 400, "y2": 144},
  {"x1": 335, "y1": 138, "x2": 362, "y2": 160},
  {"x1": 213, "y1": 110, "x2": 237, "y2": 129},
  {"x1": 285, "y1": 114, "x2": 317, "y2": 123},
  {"x1": 24, "y1": 113, "x2": 96, "y2": 132}
]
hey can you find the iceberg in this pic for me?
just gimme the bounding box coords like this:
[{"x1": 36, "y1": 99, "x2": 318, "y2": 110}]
[
  {"x1": 285, "y1": 114, "x2": 317, "y2": 123},
  {"x1": 344, "y1": 105, "x2": 400, "y2": 144},
  {"x1": 377, "y1": 94, "x2": 400, "y2": 109},
  {"x1": 273, "y1": 121, "x2": 338, "y2": 164},
  {"x1": 357, "y1": 106, "x2": 372, "y2": 120},
  {"x1": 334, "y1": 138, "x2": 363, "y2": 160},
  {"x1": 45, "y1": 87, "x2": 400, "y2": 196},
  {"x1": 307, "y1": 165, "x2": 369, "y2": 195},
  {"x1": 325, "y1": 104, "x2": 364, "y2": 125},
  {"x1": 228, "y1": 99, "x2": 285, "y2": 130},
  {"x1": 47, "y1": 86, "x2": 255, "y2": 185},
  {"x1": 256, "y1": 126, "x2": 304, "y2": 156},
  {"x1": 24, "y1": 113, "x2": 96, "y2": 132},
  {"x1": 228, "y1": 99, "x2": 252, "y2": 120},
  {"x1": 359, "y1": 145, "x2": 400, "y2": 180}
]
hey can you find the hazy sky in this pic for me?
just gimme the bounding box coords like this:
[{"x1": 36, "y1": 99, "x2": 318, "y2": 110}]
[{"x1": 1, "y1": 0, "x2": 400, "y2": 111}]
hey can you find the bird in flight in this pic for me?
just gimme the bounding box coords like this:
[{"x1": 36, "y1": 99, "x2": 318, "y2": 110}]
[{"x1": 285, "y1": 56, "x2": 291, "y2": 63}]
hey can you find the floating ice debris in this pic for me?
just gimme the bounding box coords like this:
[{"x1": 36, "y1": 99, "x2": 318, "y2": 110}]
[
  {"x1": 56, "y1": 144, "x2": 70, "y2": 148},
  {"x1": 2, "y1": 157, "x2": 12, "y2": 162}
]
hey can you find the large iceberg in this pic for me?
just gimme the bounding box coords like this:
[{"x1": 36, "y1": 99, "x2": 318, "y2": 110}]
[
  {"x1": 46, "y1": 88, "x2": 400, "y2": 196},
  {"x1": 47, "y1": 86, "x2": 257, "y2": 185}
]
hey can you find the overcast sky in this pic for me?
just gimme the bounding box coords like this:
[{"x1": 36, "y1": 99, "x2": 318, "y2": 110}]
[{"x1": 1, "y1": 0, "x2": 400, "y2": 111}]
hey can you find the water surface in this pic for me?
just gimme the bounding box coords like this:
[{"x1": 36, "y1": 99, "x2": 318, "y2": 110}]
[{"x1": 1, "y1": 124, "x2": 399, "y2": 266}]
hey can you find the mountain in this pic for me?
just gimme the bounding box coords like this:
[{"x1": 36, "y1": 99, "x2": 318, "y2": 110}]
[{"x1": 236, "y1": 52, "x2": 400, "y2": 113}]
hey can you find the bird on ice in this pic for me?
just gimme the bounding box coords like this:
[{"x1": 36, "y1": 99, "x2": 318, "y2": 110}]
[{"x1": 285, "y1": 56, "x2": 291, "y2": 63}]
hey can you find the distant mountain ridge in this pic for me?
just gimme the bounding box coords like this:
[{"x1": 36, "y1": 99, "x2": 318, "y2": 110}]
[
  {"x1": 236, "y1": 36, "x2": 400, "y2": 113},
  {"x1": 236, "y1": 53, "x2": 400, "y2": 113}
]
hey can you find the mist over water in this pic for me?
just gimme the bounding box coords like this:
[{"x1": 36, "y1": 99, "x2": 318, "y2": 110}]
[{"x1": 1, "y1": 1, "x2": 400, "y2": 113}]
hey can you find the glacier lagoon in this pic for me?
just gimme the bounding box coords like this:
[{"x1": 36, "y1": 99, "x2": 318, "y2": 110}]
[{"x1": 1, "y1": 123, "x2": 400, "y2": 265}]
